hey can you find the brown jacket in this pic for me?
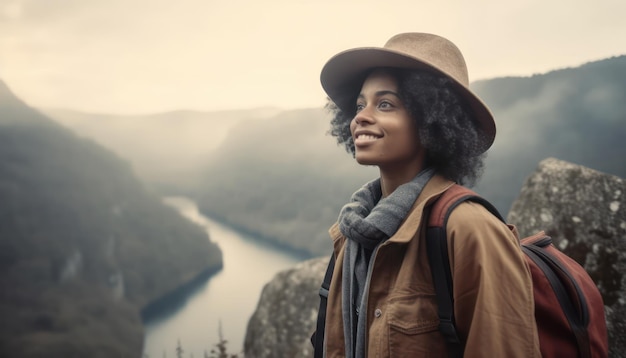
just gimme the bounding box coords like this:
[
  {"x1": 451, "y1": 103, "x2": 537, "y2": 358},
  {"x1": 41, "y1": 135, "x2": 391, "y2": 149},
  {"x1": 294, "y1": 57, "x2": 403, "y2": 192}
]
[{"x1": 323, "y1": 175, "x2": 541, "y2": 357}]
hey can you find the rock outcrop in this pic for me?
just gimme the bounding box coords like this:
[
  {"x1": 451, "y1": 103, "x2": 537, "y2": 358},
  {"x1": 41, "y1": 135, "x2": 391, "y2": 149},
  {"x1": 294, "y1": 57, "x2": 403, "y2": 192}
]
[
  {"x1": 508, "y1": 157, "x2": 625, "y2": 357},
  {"x1": 244, "y1": 257, "x2": 328, "y2": 358},
  {"x1": 244, "y1": 158, "x2": 624, "y2": 357}
]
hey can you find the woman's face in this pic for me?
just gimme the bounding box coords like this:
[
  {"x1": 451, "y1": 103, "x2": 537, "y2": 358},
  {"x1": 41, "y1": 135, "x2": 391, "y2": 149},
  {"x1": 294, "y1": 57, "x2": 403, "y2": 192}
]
[{"x1": 350, "y1": 69, "x2": 424, "y2": 171}]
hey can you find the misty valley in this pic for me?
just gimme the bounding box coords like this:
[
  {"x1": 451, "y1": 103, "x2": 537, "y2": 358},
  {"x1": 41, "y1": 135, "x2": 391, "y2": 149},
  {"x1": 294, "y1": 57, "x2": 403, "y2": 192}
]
[
  {"x1": 0, "y1": 55, "x2": 625, "y2": 356},
  {"x1": 142, "y1": 197, "x2": 302, "y2": 357}
]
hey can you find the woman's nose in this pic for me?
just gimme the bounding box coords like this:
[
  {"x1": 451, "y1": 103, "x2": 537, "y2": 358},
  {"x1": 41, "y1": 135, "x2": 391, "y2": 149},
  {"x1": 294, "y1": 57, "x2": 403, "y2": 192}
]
[{"x1": 353, "y1": 107, "x2": 375, "y2": 125}]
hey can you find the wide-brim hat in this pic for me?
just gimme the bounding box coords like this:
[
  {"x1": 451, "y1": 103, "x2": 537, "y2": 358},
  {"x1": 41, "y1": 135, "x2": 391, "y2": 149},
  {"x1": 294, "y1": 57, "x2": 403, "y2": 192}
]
[{"x1": 320, "y1": 32, "x2": 496, "y2": 153}]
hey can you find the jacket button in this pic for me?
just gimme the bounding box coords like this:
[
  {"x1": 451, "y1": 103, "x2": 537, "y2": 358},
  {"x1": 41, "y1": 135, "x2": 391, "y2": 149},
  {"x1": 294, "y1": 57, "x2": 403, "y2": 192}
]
[{"x1": 374, "y1": 309, "x2": 382, "y2": 318}]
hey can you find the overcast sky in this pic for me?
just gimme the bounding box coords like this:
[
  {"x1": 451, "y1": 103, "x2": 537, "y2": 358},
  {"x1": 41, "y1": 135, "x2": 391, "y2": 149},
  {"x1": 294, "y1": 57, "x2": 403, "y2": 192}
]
[{"x1": 1, "y1": 0, "x2": 624, "y2": 114}]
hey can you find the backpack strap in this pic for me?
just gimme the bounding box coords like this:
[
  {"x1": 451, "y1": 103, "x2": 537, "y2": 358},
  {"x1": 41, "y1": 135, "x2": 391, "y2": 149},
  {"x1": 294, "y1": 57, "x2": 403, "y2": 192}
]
[
  {"x1": 311, "y1": 253, "x2": 335, "y2": 358},
  {"x1": 428, "y1": 184, "x2": 504, "y2": 228},
  {"x1": 426, "y1": 184, "x2": 505, "y2": 358}
]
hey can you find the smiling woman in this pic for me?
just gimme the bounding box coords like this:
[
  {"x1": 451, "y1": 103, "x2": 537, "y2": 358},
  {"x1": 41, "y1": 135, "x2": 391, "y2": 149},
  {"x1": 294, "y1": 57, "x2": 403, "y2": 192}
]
[{"x1": 312, "y1": 32, "x2": 541, "y2": 358}]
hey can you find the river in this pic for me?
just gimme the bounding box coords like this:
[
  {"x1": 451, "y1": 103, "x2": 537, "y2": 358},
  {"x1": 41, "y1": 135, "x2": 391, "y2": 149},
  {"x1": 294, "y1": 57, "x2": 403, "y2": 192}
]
[{"x1": 142, "y1": 197, "x2": 304, "y2": 357}]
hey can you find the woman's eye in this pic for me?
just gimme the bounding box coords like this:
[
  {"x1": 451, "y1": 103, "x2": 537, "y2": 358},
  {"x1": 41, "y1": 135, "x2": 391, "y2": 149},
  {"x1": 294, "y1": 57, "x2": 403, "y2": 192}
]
[
  {"x1": 355, "y1": 103, "x2": 365, "y2": 113},
  {"x1": 378, "y1": 100, "x2": 392, "y2": 109}
]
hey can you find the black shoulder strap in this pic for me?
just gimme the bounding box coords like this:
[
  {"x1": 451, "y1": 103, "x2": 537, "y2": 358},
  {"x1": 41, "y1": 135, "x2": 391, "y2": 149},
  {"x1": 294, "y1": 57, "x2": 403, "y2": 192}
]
[
  {"x1": 426, "y1": 224, "x2": 464, "y2": 358},
  {"x1": 311, "y1": 253, "x2": 335, "y2": 358},
  {"x1": 425, "y1": 185, "x2": 505, "y2": 358}
]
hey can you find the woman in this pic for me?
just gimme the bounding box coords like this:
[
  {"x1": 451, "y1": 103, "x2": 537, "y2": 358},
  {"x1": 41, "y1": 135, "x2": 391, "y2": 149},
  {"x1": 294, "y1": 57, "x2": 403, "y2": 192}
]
[{"x1": 316, "y1": 33, "x2": 540, "y2": 357}]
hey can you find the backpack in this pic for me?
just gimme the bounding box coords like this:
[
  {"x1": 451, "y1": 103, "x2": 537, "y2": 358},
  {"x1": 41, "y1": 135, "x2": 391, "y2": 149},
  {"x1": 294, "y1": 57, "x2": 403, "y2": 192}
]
[
  {"x1": 426, "y1": 184, "x2": 608, "y2": 358},
  {"x1": 312, "y1": 184, "x2": 609, "y2": 358}
]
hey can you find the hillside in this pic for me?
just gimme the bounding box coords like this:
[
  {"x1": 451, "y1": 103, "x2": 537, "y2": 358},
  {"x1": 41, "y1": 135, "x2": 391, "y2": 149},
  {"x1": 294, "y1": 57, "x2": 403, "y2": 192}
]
[
  {"x1": 193, "y1": 56, "x2": 626, "y2": 257},
  {"x1": 472, "y1": 55, "x2": 626, "y2": 211},
  {"x1": 41, "y1": 107, "x2": 281, "y2": 192},
  {"x1": 0, "y1": 80, "x2": 223, "y2": 356},
  {"x1": 41, "y1": 56, "x2": 626, "y2": 258}
]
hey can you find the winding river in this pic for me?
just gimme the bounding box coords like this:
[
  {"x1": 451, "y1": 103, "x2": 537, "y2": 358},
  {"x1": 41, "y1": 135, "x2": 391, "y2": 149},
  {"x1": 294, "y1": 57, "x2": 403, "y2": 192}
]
[{"x1": 142, "y1": 197, "x2": 304, "y2": 357}]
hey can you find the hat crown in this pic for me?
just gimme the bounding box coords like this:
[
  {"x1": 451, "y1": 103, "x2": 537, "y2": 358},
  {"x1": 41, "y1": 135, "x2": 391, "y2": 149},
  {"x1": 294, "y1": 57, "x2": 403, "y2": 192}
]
[{"x1": 384, "y1": 33, "x2": 469, "y2": 86}]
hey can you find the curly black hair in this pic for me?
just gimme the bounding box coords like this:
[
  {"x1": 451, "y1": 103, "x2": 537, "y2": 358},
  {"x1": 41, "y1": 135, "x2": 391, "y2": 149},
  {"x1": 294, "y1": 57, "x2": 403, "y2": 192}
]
[{"x1": 327, "y1": 68, "x2": 487, "y2": 186}]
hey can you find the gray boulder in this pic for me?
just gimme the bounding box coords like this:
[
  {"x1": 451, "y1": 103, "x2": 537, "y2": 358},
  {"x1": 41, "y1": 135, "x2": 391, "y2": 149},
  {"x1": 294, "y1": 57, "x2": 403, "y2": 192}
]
[
  {"x1": 508, "y1": 157, "x2": 625, "y2": 357},
  {"x1": 244, "y1": 257, "x2": 329, "y2": 358}
]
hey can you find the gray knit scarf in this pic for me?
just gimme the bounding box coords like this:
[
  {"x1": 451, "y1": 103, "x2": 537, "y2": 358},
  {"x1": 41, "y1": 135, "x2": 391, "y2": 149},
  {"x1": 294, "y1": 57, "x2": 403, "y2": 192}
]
[{"x1": 338, "y1": 168, "x2": 435, "y2": 358}]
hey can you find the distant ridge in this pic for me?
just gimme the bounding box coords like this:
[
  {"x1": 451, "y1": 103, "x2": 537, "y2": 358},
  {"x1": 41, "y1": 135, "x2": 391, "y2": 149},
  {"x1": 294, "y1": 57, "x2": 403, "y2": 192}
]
[
  {"x1": 0, "y1": 79, "x2": 223, "y2": 356},
  {"x1": 191, "y1": 55, "x2": 626, "y2": 256},
  {"x1": 0, "y1": 78, "x2": 27, "y2": 109},
  {"x1": 32, "y1": 55, "x2": 626, "y2": 257},
  {"x1": 42, "y1": 104, "x2": 282, "y2": 190}
]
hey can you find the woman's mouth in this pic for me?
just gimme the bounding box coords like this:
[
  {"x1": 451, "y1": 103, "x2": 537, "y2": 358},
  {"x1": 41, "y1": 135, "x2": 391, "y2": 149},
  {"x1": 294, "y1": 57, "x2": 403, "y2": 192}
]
[{"x1": 354, "y1": 133, "x2": 381, "y2": 145}]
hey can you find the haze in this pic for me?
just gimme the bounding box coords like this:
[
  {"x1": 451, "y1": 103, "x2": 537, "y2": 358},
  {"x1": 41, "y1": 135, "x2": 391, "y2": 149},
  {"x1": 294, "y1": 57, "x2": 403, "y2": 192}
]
[{"x1": 1, "y1": 0, "x2": 624, "y2": 115}]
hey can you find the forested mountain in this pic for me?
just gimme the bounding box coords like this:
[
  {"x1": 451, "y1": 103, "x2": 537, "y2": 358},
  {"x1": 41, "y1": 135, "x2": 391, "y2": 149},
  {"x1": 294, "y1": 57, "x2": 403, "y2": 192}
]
[
  {"x1": 42, "y1": 107, "x2": 281, "y2": 191},
  {"x1": 43, "y1": 56, "x2": 626, "y2": 259},
  {"x1": 193, "y1": 56, "x2": 626, "y2": 257},
  {"x1": 472, "y1": 56, "x2": 626, "y2": 211},
  {"x1": 0, "y1": 81, "x2": 223, "y2": 356}
]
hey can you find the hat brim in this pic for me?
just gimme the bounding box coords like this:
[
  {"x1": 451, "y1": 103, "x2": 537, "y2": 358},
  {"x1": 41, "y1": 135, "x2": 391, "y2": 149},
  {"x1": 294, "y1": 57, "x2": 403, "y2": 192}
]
[{"x1": 320, "y1": 47, "x2": 495, "y2": 153}]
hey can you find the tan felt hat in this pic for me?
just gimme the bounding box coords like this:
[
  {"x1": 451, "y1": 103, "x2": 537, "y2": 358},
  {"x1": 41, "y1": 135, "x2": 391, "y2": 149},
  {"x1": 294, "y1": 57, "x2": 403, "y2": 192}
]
[{"x1": 320, "y1": 32, "x2": 496, "y2": 153}]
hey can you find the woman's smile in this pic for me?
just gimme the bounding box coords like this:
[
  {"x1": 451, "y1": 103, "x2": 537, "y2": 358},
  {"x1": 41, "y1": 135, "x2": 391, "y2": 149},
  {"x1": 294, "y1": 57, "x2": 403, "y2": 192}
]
[{"x1": 354, "y1": 130, "x2": 383, "y2": 146}]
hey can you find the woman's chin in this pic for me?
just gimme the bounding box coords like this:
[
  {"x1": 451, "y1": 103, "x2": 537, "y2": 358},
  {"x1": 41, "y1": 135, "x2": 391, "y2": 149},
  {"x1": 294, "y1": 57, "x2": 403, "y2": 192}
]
[{"x1": 355, "y1": 155, "x2": 377, "y2": 166}]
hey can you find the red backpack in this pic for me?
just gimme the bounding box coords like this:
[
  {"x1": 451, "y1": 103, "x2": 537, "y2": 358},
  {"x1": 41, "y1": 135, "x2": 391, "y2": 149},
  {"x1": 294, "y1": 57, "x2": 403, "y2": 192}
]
[{"x1": 427, "y1": 184, "x2": 609, "y2": 358}]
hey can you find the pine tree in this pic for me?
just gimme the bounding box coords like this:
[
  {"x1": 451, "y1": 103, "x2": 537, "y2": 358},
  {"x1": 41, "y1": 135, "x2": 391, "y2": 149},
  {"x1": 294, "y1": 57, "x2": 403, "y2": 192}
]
[
  {"x1": 176, "y1": 339, "x2": 184, "y2": 358},
  {"x1": 207, "y1": 321, "x2": 239, "y2": 358}
]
